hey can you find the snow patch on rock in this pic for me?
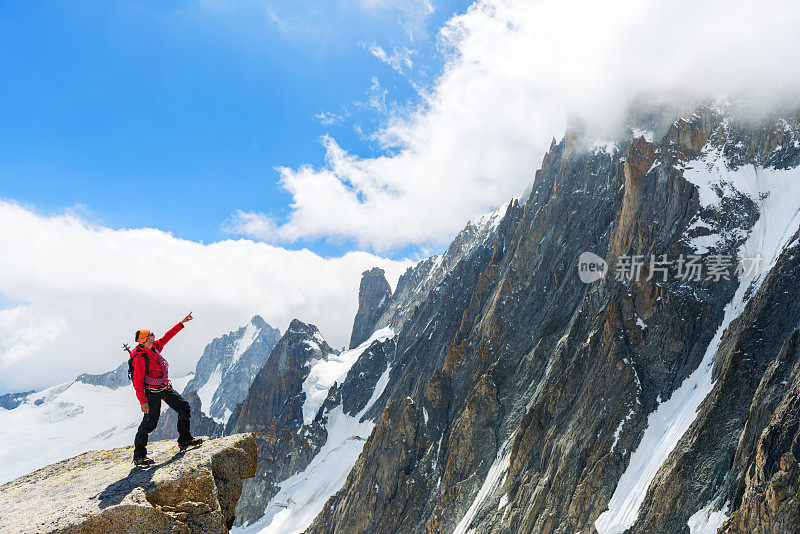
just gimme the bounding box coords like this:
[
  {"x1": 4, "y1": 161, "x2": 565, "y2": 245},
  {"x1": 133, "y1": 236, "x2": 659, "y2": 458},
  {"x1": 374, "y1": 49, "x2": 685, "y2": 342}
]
[
  {"x1": 300, "y1": 326, "x2": 395, "y2": 427},
  {"x1": 453, "y1": 439, "x2": 512, "y2": 534},
  {"x1": 687, "y1": 500, "x2": 730, "y2": 534},
  {"x1": 196, "y1": 364, "x2": 223, "y2": 420}
]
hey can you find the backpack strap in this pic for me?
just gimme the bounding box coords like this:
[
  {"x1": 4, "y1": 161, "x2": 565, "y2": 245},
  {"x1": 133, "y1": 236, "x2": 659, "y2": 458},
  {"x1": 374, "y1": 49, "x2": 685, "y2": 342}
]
[{"x1": 129, "y1": 347, "x2": 150, "y2": 389}]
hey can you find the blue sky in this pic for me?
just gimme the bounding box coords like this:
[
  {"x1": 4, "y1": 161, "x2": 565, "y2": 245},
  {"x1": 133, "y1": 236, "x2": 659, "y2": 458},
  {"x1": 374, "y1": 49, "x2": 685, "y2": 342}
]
[{"x1": 0, "y1": 0, "x2": 468, "y2": 258}]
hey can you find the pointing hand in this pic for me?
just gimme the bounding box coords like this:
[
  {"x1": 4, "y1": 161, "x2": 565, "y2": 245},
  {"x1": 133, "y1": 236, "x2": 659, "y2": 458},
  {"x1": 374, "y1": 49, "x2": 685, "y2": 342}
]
[{"x1": 181, "y1": 311, "x2": 193, "y2": 324}]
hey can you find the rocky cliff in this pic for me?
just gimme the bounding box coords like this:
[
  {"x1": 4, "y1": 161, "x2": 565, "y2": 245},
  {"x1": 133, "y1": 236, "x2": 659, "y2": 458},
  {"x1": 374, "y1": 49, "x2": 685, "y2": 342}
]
[
  {"x1": 296, "y1": 103, "x2": 800, "y2": 534},
  {"x1": 0, "y1": 433, "x2": 257, "y2": 534},
  {"x1": 722, "y1": 328, "x2": 800, "y2": 533}
]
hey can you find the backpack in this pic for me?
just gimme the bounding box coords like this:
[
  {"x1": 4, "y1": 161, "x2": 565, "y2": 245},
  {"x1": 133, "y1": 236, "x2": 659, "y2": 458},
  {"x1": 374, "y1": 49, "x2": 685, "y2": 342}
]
[{"x1": 123, "y1": 343, "x2": 149, "y2": 387}]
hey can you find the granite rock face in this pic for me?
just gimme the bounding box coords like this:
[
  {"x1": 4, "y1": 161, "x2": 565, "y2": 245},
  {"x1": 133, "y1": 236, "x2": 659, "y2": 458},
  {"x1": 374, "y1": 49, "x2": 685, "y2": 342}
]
[
  {"x1": 720, "y1": 327, "x2": 800, "y2": 533},
  {"x1": 349, "y1": 267, "x2": 392, "y2": 349},
  {"x1": 302, "y1": 104, "x2": 800, "y2": 534},
  {"x1": 0, "y1": 433, "x2": 257, "y2": 534}
]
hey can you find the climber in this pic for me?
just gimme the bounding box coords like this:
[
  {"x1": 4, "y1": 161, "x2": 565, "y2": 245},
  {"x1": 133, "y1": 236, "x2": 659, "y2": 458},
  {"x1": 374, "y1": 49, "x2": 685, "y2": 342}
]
[{"x1": 130, "y1": 311, "x2": 203, "y2": 466}]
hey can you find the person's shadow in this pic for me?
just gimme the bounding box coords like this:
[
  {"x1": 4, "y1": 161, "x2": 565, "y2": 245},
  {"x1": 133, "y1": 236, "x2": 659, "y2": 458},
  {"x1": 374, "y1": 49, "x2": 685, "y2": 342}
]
[{"x1": 94, "y1": 450, "x2": 187, "y2": 509}]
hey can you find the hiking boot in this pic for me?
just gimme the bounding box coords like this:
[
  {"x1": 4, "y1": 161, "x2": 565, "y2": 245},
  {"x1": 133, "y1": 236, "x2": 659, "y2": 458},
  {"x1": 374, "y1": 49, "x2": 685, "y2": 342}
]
[
  {"x1": 133, "y1": 456, "x2": 155, "y2": 466},
  {"x1": 178, "y1": 437, "x2": 204, "y2": 450}
]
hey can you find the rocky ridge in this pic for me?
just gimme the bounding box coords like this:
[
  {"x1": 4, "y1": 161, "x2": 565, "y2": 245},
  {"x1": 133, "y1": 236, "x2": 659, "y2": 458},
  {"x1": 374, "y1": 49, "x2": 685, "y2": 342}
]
[
  {"x1": 0, "y1": 389, "x2": 35, "y2": 410},
  {"x1": 75, "y1": 362, "x2": 129, "y2": 390}
]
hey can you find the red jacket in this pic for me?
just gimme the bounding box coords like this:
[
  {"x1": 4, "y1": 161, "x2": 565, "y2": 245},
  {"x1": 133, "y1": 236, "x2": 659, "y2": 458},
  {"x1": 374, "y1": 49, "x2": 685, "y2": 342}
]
[{"x1": 131, "y1": 322, "x2": 184, "y2": 404}]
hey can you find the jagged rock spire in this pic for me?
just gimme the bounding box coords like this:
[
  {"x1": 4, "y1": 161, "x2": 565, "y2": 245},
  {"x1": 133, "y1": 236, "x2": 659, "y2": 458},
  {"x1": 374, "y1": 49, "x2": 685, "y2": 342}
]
[{"x1": 349, "y1": 267, "x2": 392, "y2": 349}]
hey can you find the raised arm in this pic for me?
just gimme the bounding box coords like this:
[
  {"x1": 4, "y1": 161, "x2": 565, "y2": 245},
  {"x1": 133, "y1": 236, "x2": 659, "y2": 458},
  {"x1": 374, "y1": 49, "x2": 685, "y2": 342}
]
[{"x1": 154, "y1": 311, "x2": 193, "y2": 351}]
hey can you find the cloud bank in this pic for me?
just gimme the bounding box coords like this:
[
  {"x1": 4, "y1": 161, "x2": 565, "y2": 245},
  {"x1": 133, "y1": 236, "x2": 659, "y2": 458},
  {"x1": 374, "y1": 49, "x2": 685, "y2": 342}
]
[
  {"x1": 229, "y1": 0, "x2": 800, "y2": 253},
  {"x1": 0, "y1": 201, "x2": 412, "y2": 392}
]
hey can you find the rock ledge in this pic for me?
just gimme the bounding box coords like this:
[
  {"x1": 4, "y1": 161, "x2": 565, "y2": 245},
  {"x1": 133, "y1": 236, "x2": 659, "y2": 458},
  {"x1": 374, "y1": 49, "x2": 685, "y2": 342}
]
[{"x1": 0, "y1": 433, "x2": 257, "y2": 534}]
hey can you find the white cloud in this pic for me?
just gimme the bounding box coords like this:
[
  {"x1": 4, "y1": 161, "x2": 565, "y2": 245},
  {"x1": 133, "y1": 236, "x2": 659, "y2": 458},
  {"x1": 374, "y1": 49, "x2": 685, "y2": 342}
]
[
  {"x1": 230, "y1": 0, "x2": 800, "y2": 253},
  {"x1": 365, "y1": 76, "x2": 389, "y2": 114},
  {"x1": 0, "y1": 306, "x2": 66, "y2": 367},
  {"x1": 0, "y1": 201, "x2": 412, "y2": 392},
  {"x1": 368, "y1": 43, "x2": 416, "y2": 74},
  {"x1": 314, "y1": 111, "x2": 346, "y2": 126}
]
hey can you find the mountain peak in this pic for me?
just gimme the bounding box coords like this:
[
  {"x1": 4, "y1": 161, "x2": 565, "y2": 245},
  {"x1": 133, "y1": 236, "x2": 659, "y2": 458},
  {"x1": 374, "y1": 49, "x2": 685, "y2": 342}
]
[
  {"x1": 287, "y1": 318, "x2": 319, "y2": 336},
  {"x1": 249, "y1": 314, "x2": 278, "y2": 333},
  {"x1": 181, "y1": 317, "x2": 282, "y2": 426}
]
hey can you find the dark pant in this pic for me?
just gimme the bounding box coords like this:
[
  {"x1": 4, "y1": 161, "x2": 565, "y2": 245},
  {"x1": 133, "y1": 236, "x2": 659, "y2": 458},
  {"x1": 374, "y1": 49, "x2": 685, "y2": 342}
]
[{"x1": 133, "y1": 387, "x2": 192, "y2": 458}]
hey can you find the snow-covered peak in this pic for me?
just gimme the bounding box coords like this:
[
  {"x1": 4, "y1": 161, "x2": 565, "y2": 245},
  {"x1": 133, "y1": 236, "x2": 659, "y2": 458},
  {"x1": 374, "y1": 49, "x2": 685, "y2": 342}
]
[
  {"x1": 468, "y1": 201, "x2": 510, "y2": 234},
  {"x1": 185, "y1": 316, "x2": 281, "y2": 424}
]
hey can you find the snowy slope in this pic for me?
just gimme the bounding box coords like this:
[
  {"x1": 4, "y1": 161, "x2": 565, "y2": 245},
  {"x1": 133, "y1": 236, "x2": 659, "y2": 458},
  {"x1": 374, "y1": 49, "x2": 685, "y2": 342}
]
[
  {"x1": 300, "y1": 326, "x2": 395, "y2": 426},
  {"x1": 235, "y1": 328, "x2": 397, "y2": 534},
  {"x1": 236, "y1": 407, "x2": 376, "y2": 534},
  {"x1": 0, "y1": 373, "x2": 192, "y2": 485},
  {"x1": 595, "y1": 145, "x2": 800, "y2": 534}
]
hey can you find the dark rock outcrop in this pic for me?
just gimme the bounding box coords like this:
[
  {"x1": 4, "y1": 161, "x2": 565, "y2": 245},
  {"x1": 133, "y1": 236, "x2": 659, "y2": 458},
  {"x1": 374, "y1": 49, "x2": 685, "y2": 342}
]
[
  {"x1": 349, "y1": 267, "x2": 392, "y2": 349},
  {"x1": 0, "y1": 433, "x2": 257, "y2": 534},
  {"x1": 75, "y1": 362, "x2": 129, "y2": 389},
  {"x1": 721, "y1": 328, "x2": 800, "y2": 533},
  {"x1": 0, "y1": 389, "x2": 34, "y2": 410}
]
